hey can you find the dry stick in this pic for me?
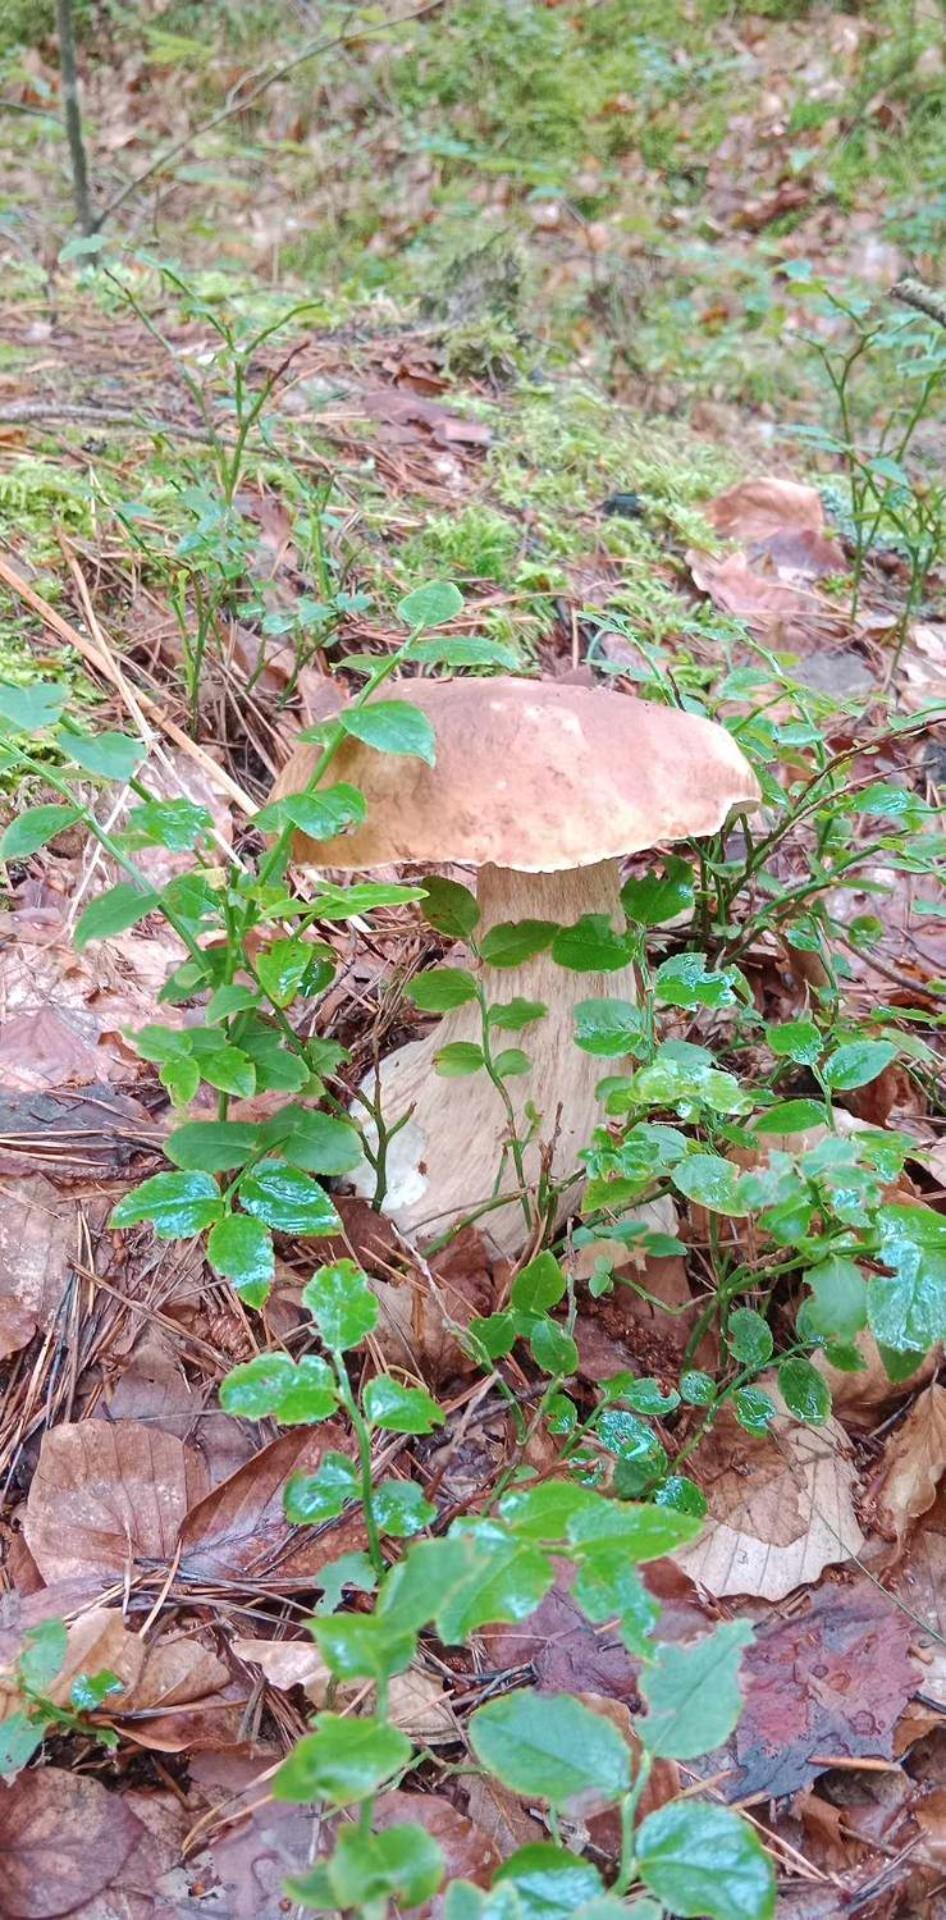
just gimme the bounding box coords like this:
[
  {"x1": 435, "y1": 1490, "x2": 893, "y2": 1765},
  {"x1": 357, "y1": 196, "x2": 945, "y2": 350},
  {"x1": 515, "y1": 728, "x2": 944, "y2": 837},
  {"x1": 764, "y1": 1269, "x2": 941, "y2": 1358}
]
[
  {"x1": 891, "y1": 277, "x2": 946, "y2": 331},
  {"x1": 55, "y1": 0, "x2": 93, "y2": 234},
  {"x1": 91, "y1": 0, "x2": 446, "y2": 232},
  {"x1": 0, "y1": 548, "x2": 256, "y2": 816}
]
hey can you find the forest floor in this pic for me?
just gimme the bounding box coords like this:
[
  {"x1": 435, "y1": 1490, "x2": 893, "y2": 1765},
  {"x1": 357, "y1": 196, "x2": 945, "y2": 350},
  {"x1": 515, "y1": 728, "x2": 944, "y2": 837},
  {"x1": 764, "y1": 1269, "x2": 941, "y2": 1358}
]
[{"x1": 0, "y1": 2, "x2": 944, "y2": 1915}]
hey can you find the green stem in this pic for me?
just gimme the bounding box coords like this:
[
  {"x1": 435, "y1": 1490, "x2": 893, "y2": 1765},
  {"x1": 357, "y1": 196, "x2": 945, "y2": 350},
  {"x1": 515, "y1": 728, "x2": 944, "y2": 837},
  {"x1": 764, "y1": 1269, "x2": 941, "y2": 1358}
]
[{"x1": 333, "y1": 1357, "x2": 384, "y2": 1578}]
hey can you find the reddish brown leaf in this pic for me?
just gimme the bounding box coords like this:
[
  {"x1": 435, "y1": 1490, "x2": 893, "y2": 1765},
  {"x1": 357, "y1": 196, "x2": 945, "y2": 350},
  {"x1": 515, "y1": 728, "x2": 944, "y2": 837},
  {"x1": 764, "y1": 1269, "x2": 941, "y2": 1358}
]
[
  {"x1": 706, "y1": 477, "x2": 827, "y2": 543},
  {"x1": 23, "y1": 1420, "x2": 208, "y2": 1584},
  {"x1": 0, "y1": 1770, "x2": 147, "y2": 1918},
  {"x1": 178, "y1": 1427, "x2": 364, "y2": 1589},
  {"x1": 375, "y1": 1790, "x2": 500, "y2": 1894},
  {"x1": 871, "y1": 1384, "x2": 946, "y2": 1545},
  {"x1": 0, "y1": 1175, "x2": 110, "y2": 1334},
  {"x1": 0, "y1": 1295, "x2": 36, "y2": 1359}
]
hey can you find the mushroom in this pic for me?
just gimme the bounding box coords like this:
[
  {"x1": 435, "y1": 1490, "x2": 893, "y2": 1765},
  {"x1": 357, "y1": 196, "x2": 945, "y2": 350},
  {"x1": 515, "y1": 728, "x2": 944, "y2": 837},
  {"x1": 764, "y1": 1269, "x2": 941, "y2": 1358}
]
[{"x1": 272, "y1": 678, "x2": 759, "y2": 1256}]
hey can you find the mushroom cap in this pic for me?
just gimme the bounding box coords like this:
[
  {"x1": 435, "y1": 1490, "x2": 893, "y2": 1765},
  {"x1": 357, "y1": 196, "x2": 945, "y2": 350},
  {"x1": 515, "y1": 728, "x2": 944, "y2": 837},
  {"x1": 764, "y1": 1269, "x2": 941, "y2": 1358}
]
[{"x1": 272, "y1": 676, "x2": 761, "y2": 873}]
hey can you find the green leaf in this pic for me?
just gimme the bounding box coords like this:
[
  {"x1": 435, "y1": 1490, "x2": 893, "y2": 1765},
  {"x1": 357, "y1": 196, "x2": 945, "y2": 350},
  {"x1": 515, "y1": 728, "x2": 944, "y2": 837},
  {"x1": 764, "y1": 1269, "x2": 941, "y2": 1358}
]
[
  {"x1": 654, "y1": 952, "x2": 739, "y2": 1010},
  {"x1": 551, "y1": 915, "x2": 631, "y2": 973},
  {"x1": 824, "y1": 1039, "x2": 897, "y2": 1091},
  {"x1": 778, "y1": 1356, "x2": 831, "y2": 1424},
  {"x1": 530, "y1": 1319, "x2": 578, "y2": 1376},
  {"x1": 197, "y1": 1044, "x2": 256, "y2": 1099},
  {"x1": 498, "y1": 1481, "x2": 601, "y2": 1541},
  {"x1": 406, "y1": 966, "x2": 478, "y2": 1012},
  {"x1": 284, "y1": 1453, "x2": 359, "y2": 1524},
  {"x1": 220, "y1": 1353, "x2": 337, "y2": 1424},
  {"x1": 363, "y1": 1378, "x2": 444, "y2": 1434},
  {"x1": 620, "y1": 1377, "x2": 681, "y2": 1416},
  {"x1": 239, "y1": 1161, "x2": 340, "y2": 1235},
  {"x1": 641, "y1": 1620, "x2": 753, "y2": 1759},
  {"x1": 165, "y1": 1121, "x2": 261, "y2": 1173},
  {"x1": 495, "y1": 1846, "x2": 603, "y2": 1915},
  {"x1": 0, "y1": 680, "x2": 66, "y2": 732},
  {"x1": 19, "y1": 1619, "x2": 67, "y2": 1693},
  {"x1": 566, "y1": 1500, "x2": 701, "y2": 1561},
  {"x1": 421, "y1": 875, "x2": 479, "y2": 938},
  {"x1": 260, "y1": 1106, "x2": 362, "y2": 1176},
  {"x1": 679, "y1": 1370, "x2": 715, "y2": 1406},
  {"x1": 435, "y1": 1527, "x2": 554, "y2": 1643},
  {"x1": 672, "y1": 1154, "x2": 749, "y2": 1216},
  {"x1": 511, "y1": 1252, "x2": 565, "y2": 1313},
  {"x1": 340, "y1": 701, "x2": 436, "y2": 764},
  {"x1": 69, "y1": 1669, "x2": 123, "y2": 1711},
  {"x1": 765, "y1": 1019, "x2": 823, "y2": 1066},
  {"x1": 110, "y1": 1171, "x2": 221, "y2": 1238},
  {"x1": 469, "y1": 1689, "x2": 630, "y2": 1808},
  {"x1": 753, "y1": 1099, "x2": 826, "y2": 1135},
  {"x1": 655, "y1": 1474, "x2": 707, "y2": 1518},
  {"x1": 303, "y1": 1260, "x2": 379, "y2": 1350},
  {"x1": 621, "y1": 858, "x2": 694, "y2": 926},
  {"x1": 374, "y1": 1479, "x2": 435, "y2": 1538},
  {"x1": 479, "y1": 920, "x2": 557, "y2": 968},
  {"x1": 726, "y1": 1307, "x2": 773, "y2": 1369},
  {"x1": 314, "y1": 1613, "x2": 417, "y2": 1682},
  {"x1": 0, "y1": 1714, "x2": 44, "y2": 1778},
  {"x1": 314, "y1": 880, "x2": 427, "y2": 920},
  {"x1": 74, "y1": 881, "x2": 159, "y2": 949},
  {"x1": 488, "y1": 997, "x2": 547, "y2": 1032},
  {"x1": 867, "y1": 1205, "x2": 946, "y2": 1355},
  {"x1": 407, "y1": 634, "x2": 517, "y2": 668},
  {"x1": 596, "y1": 1410, "x2": 667, "y2": 1495},
  {"x1": 207, "y1": 1215, "x2": 274, "y2": 1299},
  {"x1": 435, "y1": 1041, "x2": 485, "y2": 1077},
  {"x1": 226, "y1": 1023, "x2": 310, "y2": 1094},
  {"x1": 0, "y1": 804, "x2": 80, "y2": 860},
  {"x1": 733, "y1": 1386, "x2": 777, "y2": 1435},
  {"x1": 803, "y1": 1256, "x2": 867, "y2": 1340},
  {"x1": 494, "y1": 1046, "x2": 529, "y2": 1077},
  {"x1": 573, "y1": 1551, "x2": 659, "y2": 1654},
  {"x1": 573, "y1": 997, "x2": 644, "y2": 1056},
  {"x1": 637, "y1": 1801, "x2": 776, "y2": 1920},
  {"x1": 295, "y1": 1820, "x2": 443, "y2": 1910},
  {"x1": 256, "y1": 783, "x2": 367, "y2": 842},
  {"x1": 125, "y1": 799, "x2": 212, "y2": 851},
  {"x1": 272, "y1": 1712, "x2": 412, "y2": 1806},
  {"x1": 397, "y1": 580, "x2": 464, "y2": 628},
  {"x1": 256, "y1": 937, "x2": 319, "y2": 1007},
  {"x1": 59, "y1": 729, "x2": 146, "y2": 781}
]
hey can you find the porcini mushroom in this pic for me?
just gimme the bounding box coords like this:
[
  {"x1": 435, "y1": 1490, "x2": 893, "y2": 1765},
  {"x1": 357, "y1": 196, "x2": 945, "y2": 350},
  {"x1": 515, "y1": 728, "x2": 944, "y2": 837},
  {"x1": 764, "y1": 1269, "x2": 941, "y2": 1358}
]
[{"x1": 272, "y1": 678, "x2": 759, "y2": 1256}]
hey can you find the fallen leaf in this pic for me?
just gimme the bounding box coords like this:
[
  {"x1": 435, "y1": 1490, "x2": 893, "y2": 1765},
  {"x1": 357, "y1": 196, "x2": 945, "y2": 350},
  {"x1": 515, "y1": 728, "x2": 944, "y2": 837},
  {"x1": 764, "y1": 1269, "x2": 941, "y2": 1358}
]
[
  {"x1": 688, "y1": 547, "x2": 843, "y2": 647},
  {"x1": 388, "y1": 1668, "x2": 457, "y2": 1743},
  {"x1": 731, "y1": 1580, "x2": 917, "y2": 1799},
  {"x1": 871, "y1": 1384, "x2": 946, "y2": 1545},
  {"x1": 178, "y1": 1427, "x2": 364, "y2": 1589},
  {"x1": 891, "y1": 1483, "x2": 946, "y2": 1697},
  {"x1": 0, "y1": 1296, "x2": 36, "y2": 1359},
  {"x1": 0, "y1": 1175, "x2": 110, "y2": 1334},
  {"x1": 102, "y1": 1328, "x2": 257, "y2": 1488},
  {"x1": 232, "y1": 1634, "x2": 330, "y2": 1699},
  {"x1": 0, "y1": 1769, "x2": 147, "y2": 1918},
  {"x1": 23, "y1": 1420, "x2": 208, "y2": 1584},
  {"x1": 814, "y1": 1332, "x2": 936, "y2": 1425},
  {"x1": 374, "y1": 1789, "x2": 500, "y2": 1896},
  {"x1": 0, "y1": 1008, "x2": 104, "y2": 1093},
  {"x1": 706, "y1": 476, "x2": 827, "y2": 543},
  {"x1": 674, "y1": 1392, "x2": 864, "y2": 1600}
]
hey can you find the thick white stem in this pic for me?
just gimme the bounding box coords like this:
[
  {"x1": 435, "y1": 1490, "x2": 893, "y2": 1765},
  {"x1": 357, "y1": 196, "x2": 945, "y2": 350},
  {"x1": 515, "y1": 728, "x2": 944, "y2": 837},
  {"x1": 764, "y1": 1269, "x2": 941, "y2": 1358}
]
[{"x1": 348, "y1": 860, "x2": 637, "y2": 1257}]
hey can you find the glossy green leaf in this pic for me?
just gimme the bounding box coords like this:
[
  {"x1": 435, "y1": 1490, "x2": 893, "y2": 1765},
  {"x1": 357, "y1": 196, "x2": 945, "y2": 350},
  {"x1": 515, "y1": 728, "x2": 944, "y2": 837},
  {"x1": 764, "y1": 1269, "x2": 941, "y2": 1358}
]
[
  {"x1": 406, "y1": 966, "x2": 478, "y2": 1012},
  {"x1": 654, "y1": 952, "x2": 738, "y2": 1009},
  {"x1": 733, "y1": 1386, "x2": 777, "y2": 1435},
  {"x1": 260, "y1": 1106, "x2": 362, "y2": 1176},
  {"x1": 373, "y1": 1479, "x2": 436, "y2": 1538},
  {"x1": 60, "y1": 729, "x2": 147, "y2": 781},
  {"x1": 551, "y1": 914, "x2": 632, "y2": 973},
  {"x1": 435, "y1": 1041, "x2": 485, "y2": 1076},
  {"x1": 220, "y1": 1352, "x2": 337, "y2": 1424},
  {"x1": 74, "y1": 881, "x2": 159, "y2": 949},
  {"x1": 435, "y1": 1527, "x2": 554, "y2": 1643},
  {"x1": 679, "y1": 1370, "x2": 715, "y2": 1406},
  {"x1": 765, "y1": 1019, "x2": 823, "y2": 1066},
  {"x1": 0, "y1": 804, "x2": 80, "y2": 860},
  {"x1": 313, "y1": 1613, "x2": 417, "y2": 1682},
  {"x1": 572, "y1": 1550, "x2": 659, "y2": 1654},
  {"x1": 125, "y1": 799, "x2": 212, "y2": 851},
  {"x1": 207, "y1": 1215, "x2": 274, "y2": 1299},
  {"x1": 408, "y1": 633, "x2": 517, "y2": 667},
  {"x1": 256, "y1": 937, "x2": 318, "y2": 1007},
  {"x1": 397, "y1": 580, "x2": 464, "y2": 628},
  {"x1": 197, "y1": 1044, "x2": 256, "y2": 1099},
  {"x1": 655, "y1": 1474, "x2": 707, "y2": 1519},
  {"x1": 303, "y1": 1260, "x2": 379, "y2": 1350},
  {"x1": 110, "y1": 1171, "x2": 221, "y2": 1238},
  {"x1": 621, "y1": 858, "x2": 694, "y2": 926},
  {"x1": 340, "y1": 701, "x2": 436, "y2": 764},
  {"x1": 225, "y1": 1023, "x2": 309, "y2": 1094},
  {"x1": 0, "y1": 1715, "x2": 43, "y2": 1777},
  {"x1": 479, "y1": 920, "x2": 557, "y2": 968},
  {"x1": 239, "y1": 1161, "x2": 340, "y2": 1235},
  {"x1": 314, "y1": 881, "x2": 427, "y2": 920},
  {"x1": 421, "y1": 875, "x2": 479, "y2": 938},
  {"x1": 511, "y1": 1251, "x2": 566, "y2": 1313},
  {"x1": 165, "y1": 1121, "x2": 260, "y2": 1172},
  {"x1": 470, "y1": 1688, "x2": 630, "y2": 1807},
  {"x1": 160, "y1": 1055, "x2": 200, "y2": 1107},
  {"x1": 272, "y1": 1712, "x2": 412, "y2": 1806},
  {"x1": 726, "y1": 1307, "x2": 773, "y2": 1369},
  {"x1": 867, "y1": 1206, "x2": 946, "y2": 1353},
  {"x1": 641, "y1": 1619, "x2": 753, "y2": 1758},
  {"x1": 753, "y1": 1098, "x2": 826, "y2": 1135},
  {"x1": 256, "y1": 783, "x2": 367, "y2": 842},
  {"x1": 530, "y1": 1318, "x2": 578, "y2": 1376},
  {"x1": 803, "y1": 1256, "x2": 867, "y2": 1341},
  {"x1": 566, "y1": 1500, "x2": 701, "y2": 1561},
  {"x1": 778, "y1": 1356, "x2": 831, "y2": 1424},
  {"x1": 637, "y1": 1801, "x2": 776, "y2": 1920},
  {"x1": 672, "y1": 1154, "x2": 750, "y2": 1216},
  {"x1": 488, "y1": 997, "x2": 547, "y2": 1031},
  {"x1": 294, "y1": 1820, "x2": 443, "y2": 1910},
  {"x1": 596, "y1": 1410, "x2": 667, "y2": 1495},
  {"x1": 284, "y1": 1452, "x2": 359, "y2": 1524},
  {"x1": 363, "y1": 1377, "x2": 444, "y2": 1434},
  {"x1": 19, "y1": 1619, "x2": 67, "y2": 1693},
  {"x1": 495, "y1": 1846, "x2": 603, "y2": 1915},
  {"x1": 824, "y1": 1039, "x2": 897, "y2": 1091},
  {"x1": 573, "y1": 997, "x2": 644, "y2": 1056},
  {"x1": 0, "y1": 680, "x2": 66, "y2": 732}
]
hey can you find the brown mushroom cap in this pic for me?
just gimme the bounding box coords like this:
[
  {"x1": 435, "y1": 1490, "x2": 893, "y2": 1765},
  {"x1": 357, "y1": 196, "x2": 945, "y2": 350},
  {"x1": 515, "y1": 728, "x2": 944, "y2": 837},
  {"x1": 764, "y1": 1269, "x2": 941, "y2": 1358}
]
[{"x1": 272, "y1": 677, "x2": 761, "y2": 873}]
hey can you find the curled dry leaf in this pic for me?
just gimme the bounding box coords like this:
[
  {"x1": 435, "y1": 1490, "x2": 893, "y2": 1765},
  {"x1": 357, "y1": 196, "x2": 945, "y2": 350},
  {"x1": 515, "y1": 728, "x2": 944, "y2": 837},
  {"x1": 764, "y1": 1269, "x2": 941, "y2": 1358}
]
[
  {"x1": 814, "y1": 1333, "x2": 936, "y2": 1426},
  {"x1": 674, "y1": 1391, "x2": 864, "y2": 1601},
  {"x1": 732, "y1": 1580, "x2": 918, "y2": 1800},
  {"x1": 23, "y1": 1420, "x2": 208, "y2": 1584},
  {"x1": 0, "y1": 1175, "x2": 111, "y2": 1335},
  {"x1": 871, "y1": 1384, "x2": 946, "y2": 1546},
  {"x1": 0, "y1": 1768, "x2": 147, "y2": 1919},
  {"x1": 178, "y1": 1426, "x2": 365, "y2": 1590}
]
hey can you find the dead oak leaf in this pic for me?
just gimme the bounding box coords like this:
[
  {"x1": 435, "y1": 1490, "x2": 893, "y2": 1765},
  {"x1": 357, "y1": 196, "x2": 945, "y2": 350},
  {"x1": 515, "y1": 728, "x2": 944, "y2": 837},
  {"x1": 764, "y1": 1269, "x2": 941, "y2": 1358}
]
[
  {"x1": 674, "y1": 1395, "x2": 864, "y2": 1601},
  {"x1": 178, "y1": 1426, "x2": 365, "y2": 1590},
  {"x1": 0, "y1": 1769, "x2": 147, "y2": 1919},
  {"x1": 23, "y1": 1420, "x2": 208, "y2": 1584},
  {"x1": 871, "y1": 1383, "x2": 946, "y2": 1545}
]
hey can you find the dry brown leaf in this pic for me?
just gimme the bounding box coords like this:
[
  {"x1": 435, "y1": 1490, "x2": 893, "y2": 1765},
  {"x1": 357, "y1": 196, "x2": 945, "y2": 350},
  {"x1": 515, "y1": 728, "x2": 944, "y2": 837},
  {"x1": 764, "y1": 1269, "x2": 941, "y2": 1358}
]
[
  {"x1": 706, "y1": 476, "x2": 826, "y2": 542},
  {"x1": 0, "y1": 1769, "x2": 147, "y2": 1918},
  {"x1": 232, "y1": 1634, "x2": 330, "y2": 1700},
  {"x1": 0, "y1": 1175, "x2": 108, "y2": 1334},
  {"x1": 375, "y1": 1790, "x2": 500, "y2": 1901},
  {"x1": 178, "y1": 1426, "x2": 364, "y2": 1589},
  {"x1": 814, "y1": 1331, "x2": 936, "y2": 1425},
  {"x1": 388, "y1": 1668, "x2": 457, "y2": 1743},
  {"x1": 871, "y1": 1384, "x2": 946, "y2": 1545},
  {"x1": 463, "y1": 1775, "x2": 544, "y2": 1863},
  {"x1": 0, "y1": 1007, "x2": 103, "y2": 1093},
  {"x1": 674, "y1": 1391, "x2": 864, "y2": 1600},
  {"x1": 23, "y1": 1420, "x2": 208, "y2": 1584},
  {"x1": 0, "y1": 1295, "x2": 36, "y2": 1360}
]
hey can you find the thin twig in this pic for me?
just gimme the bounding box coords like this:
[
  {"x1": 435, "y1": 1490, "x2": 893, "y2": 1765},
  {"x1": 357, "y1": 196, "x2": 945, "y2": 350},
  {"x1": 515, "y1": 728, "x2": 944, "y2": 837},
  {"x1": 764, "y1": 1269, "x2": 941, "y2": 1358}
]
[{"x1": 55, "y1": 0, "x2": 93, "y2": 233}]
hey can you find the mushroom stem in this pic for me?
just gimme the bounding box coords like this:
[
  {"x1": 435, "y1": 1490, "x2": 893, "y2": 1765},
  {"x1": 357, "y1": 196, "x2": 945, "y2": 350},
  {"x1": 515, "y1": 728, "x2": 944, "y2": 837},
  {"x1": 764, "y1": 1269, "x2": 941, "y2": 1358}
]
[{"x1": 349, "y1": 859, "x2": 637, "y2": 1257}]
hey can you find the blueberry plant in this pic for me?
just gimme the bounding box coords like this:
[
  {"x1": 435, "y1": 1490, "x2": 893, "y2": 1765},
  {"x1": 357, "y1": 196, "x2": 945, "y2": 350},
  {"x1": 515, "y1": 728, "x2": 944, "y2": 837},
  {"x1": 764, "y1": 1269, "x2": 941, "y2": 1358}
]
[{"x1": 1, "y1": 560, "x2": 943, "y2": 1915}]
